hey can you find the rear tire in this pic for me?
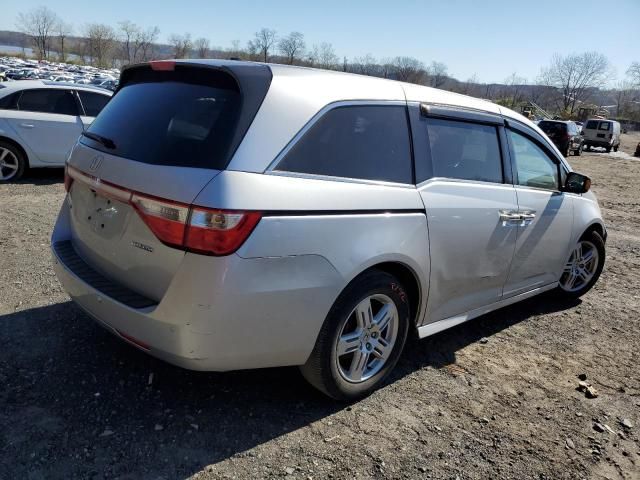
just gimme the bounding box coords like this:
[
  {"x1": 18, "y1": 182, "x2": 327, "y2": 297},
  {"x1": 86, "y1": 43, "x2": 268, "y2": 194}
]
[
  {"x1": 555, "y1": 230, "x2": 605, "y2": 300},
  {"x1": 575, "y1": 146, "x2": 582, "y2": 156},
  {"x1": 0, "y1": 141, "x2": 26, "y2": 183},
  {"x1": 613, "y1": 145, "x2": 618, "y2": 152},
  {"x1": 300, "y1": 269, "x2": 410, "y2": 401},
  {"x1": 606, "y1": 146, "x2": 612, "y2": 153}
]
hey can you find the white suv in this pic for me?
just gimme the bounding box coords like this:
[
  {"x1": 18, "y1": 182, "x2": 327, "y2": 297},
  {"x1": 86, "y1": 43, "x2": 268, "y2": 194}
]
[{"x1": 0, "y1": 80, "x2": 112, "y2": 182}]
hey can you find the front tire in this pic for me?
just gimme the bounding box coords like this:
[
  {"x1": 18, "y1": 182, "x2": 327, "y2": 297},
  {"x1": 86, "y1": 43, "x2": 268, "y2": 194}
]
[
  {"x1": 300, "y1": 269, "x2": 410, "y2": 400},
  {"x1": 556, "y1": 231, "x2": 605, "y2": 299},
  {"x1": 0, "y1": 141, "x2": 26, "y2": 183}
]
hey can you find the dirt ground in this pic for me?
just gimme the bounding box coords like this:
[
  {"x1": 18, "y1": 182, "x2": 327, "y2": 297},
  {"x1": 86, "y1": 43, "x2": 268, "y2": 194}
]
[{"x1": 1, "y1": 133, "x2": 639, "y2": 480}]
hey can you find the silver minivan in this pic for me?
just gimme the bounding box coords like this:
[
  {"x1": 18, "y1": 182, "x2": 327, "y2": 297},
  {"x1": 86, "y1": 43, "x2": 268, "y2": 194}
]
[{"x1": 52, "y1": 60, "x2": 606, "y2": 399}]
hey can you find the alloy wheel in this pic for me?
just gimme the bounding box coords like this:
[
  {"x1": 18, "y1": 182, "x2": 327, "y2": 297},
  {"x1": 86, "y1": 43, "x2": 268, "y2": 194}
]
[
  {"x1": 559, "y1": 240, "x2": 599, "y2": 292},
  {"x1": 0, "y1": 147, "x2": 20, "y2": 181},
  {"x1": 335, "y1": 294, "x2": 399, "y2": 383}
]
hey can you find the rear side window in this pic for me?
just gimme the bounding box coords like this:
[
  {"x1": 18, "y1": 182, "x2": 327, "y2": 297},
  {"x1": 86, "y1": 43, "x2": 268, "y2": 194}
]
[
  {"x1": 275, "y1": 105, "x2": 412, "y2": 184},
  {"x1": 85, "y1": 70, "x2": 242, "y2": 169},
  {"x1": 539, "y1": 121, "x2": 566, "y2": 135},
  {"x1": 78, "y1": 91, "x2": 110, "y2": 117},
  {"x1": 0, "y1": 91, "x2": 20, "y2": 110},
  {"x1": 18, "y1": 89, "x2": 78, "y2": 116},
  {"x1": 425, "y1": 118, "x2": 502, "y2": 183}
]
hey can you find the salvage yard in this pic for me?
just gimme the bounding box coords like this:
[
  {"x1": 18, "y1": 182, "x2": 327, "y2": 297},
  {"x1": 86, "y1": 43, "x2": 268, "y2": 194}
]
[{"x1": 1, "y1": 134, "x2": 639, "y2": 480}]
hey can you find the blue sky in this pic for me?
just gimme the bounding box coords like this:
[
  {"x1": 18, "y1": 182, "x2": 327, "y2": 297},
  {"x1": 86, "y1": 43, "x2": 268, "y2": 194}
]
[{"x1": 2, "y1": 0, "x2": 638, "y2": 84}]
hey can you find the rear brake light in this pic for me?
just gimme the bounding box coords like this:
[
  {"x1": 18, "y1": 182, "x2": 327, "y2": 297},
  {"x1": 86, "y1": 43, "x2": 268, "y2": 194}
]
[
  {"x1": 67, "y1": 166, "x2": 261, "y2": 255},
  {"x1": 150, "y1": 60, "x2": 175, "y2": 71},
  {"x1": 184, "y1": 208, "x2": 262, "y2": 255}
]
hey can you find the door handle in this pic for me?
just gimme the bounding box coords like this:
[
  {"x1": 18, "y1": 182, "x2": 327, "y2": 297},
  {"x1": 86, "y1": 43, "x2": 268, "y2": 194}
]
[
  {"x1": 19, "y1": 123, "x2": 34, "y2": 128},
  {"x1": 499, "y1": 210, "x2": 536, "y2": 226},
  {"x1": 520, "y1": 211, "x2": 536, "y2": 226},
  {"x1": 499, "y1": 210, "x2": 522, "y2": 226}
]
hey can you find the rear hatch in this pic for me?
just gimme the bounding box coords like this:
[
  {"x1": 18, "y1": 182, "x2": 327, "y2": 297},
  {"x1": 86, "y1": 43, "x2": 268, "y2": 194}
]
[
  {"x1": 65, "y1": 61, "x2": 271, "y2": 302},
  {"x1": 583, "y1": 120, "x2": 610, "y2": 141}
]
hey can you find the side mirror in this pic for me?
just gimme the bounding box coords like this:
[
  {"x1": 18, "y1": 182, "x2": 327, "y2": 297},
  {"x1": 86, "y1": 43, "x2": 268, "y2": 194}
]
[{"x1": 564, "y1": 172, "x2": 591, "y2": 194}]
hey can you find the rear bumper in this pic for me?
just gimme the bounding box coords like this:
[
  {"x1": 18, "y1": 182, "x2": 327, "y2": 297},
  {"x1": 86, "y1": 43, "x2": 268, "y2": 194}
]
[
  {"x1": 584, "y1": 139, "x2": 613, "y2": 147},
  {"x1": 51, "y1": 202, "x2": 343, "y2": 371}
]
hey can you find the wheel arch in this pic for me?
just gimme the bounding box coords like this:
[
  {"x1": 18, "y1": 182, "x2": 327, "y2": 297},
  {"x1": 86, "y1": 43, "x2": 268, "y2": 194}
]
[
  {"x1": 580, "y1": 221, "x2": 606, "y2": 242},
  {"x1": 353, "y1": 261, "x2": 423, "y2": 331},
  {"x1": 0, "y1": 135, "x2": 30, "y2": 167}
]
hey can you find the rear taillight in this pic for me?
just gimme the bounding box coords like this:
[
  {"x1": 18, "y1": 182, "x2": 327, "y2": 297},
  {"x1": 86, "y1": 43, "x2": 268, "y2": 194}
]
[
  {"x1": 67, "y1": 165, "x2": 261, "y2": 256},
  {"x1": 185, "y1": 208, "x2": 262, "y2": 256}
]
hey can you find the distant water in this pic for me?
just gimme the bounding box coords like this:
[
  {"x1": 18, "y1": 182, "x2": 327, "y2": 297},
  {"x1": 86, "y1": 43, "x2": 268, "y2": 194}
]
[
  {"x1": 0, "y1": 45, "x2": 82, "y2": 61},
  {"x1": 0, "y1": 45, "x2": 34, "y2": 55}
]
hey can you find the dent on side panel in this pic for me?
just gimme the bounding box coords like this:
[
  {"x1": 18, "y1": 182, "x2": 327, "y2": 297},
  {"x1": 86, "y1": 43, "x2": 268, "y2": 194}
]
[
  {"x1": 237, "y1": 213, "x2": 430, "y2": 325},
  {"x1": 154, "y1": 252, "x2": 344, "y2": 368}
]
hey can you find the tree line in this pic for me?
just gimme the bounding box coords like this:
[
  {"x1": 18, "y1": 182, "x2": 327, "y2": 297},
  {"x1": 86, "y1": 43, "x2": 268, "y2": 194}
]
[{"x1": 12, "y1": 6, "x2": 640, "y2": 122}]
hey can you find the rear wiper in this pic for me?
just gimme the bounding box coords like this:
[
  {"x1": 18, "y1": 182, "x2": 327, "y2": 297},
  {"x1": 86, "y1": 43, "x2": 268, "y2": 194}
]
[{"x1": 82, "y1": 131, "x2": 116, "y2": 150}]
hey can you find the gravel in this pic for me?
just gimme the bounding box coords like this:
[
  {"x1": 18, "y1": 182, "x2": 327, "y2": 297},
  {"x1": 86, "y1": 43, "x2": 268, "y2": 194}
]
[{"x1": 1, "y1": 133, "x2": 639, "y2": 479}]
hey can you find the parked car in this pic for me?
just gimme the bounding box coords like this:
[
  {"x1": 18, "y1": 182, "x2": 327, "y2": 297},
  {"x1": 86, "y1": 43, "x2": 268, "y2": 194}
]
[
  {"x1": 582, "y1": 119, "x2": 621, "y2": 152},
  {"x1": 52, "y1": 60, "x2": 606, "y2": 400},
  {"x1": 537, "y1": 120, "x2": 583, "y2": 156},
  {"x1": 0, "y1": 80, "x2": 112, "y2": 182}
]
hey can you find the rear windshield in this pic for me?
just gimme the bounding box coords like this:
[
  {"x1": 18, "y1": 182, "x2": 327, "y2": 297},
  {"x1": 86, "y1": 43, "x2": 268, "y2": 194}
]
[
  {"x1": 598, "y1": 122, "x2": 610, "y2": 131},
  {"x1": 538, "y1": 121, "x2": 566, "y2": 134},
  {"x1": 84, "y1": 68, "x2": 242, "y2": 169}
]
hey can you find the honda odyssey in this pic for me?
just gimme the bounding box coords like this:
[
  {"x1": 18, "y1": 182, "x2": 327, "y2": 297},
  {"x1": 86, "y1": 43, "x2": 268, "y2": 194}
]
[{"x1": 52, "y1": 60, "x2": 606, "y2": 400}]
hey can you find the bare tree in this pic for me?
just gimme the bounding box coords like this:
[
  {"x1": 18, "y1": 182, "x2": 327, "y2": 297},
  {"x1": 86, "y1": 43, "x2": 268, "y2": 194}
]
[
  {"x1": 227, "y1": 39, "x2": 246, "y2": 59},
  {"x1": 168, "y1": 33, "x2": 192, "y2": 59},
  {"x1": 194, "y1": 37, "x2": 210, "y2": 58},
  {"x1": 118, "y1": 20, "x2": 139, "y2": 64},
  {"x1": 392, "y1": 56, "x2": 426, "y2": 83},
  {"x1": 628, "y1": 62, "x2": 640, "y2": 87},
  {"x1": 540, "y1": 52, "x2": 611, "y2": 114},
  {"x1": 460, "y1": 74, "x2": 479, "y2": 95},
  {"x1": 613, "y1": 80, "x2": 634, "y2": 118},
  {"x1": 501, "y1": 73, "x2": 527, "y2": 109},
  {"x1": 248, "y1": 28, "x2": 277, "y2": 62},
  {"x1": 350, "y1": 54, "x2": 379, "y2": 76},
  {"x1": 137, "y1": 26, "x2": 160, "y2": 61},
  {"x1": 278, "y1": 31, "x2": 305, "y2": 65},
  {"x1": 16, "y1": 6, "x2": 59, "y2": 60},
  {"x1": 380, "y1": 58, "x2": 395, "y2": 79},
  {"x1": 84, "y1": 23, "x2": 116, "y2": 67},
  {"x1": 427, "y1": 61, "x2": 448, "y2": 88},
  {"x1": 312, "y1": 42, "x2": 338, "y2": 70},
  {"x1": 56, "y1": 21, "x2": 73, "y2": 62}
]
